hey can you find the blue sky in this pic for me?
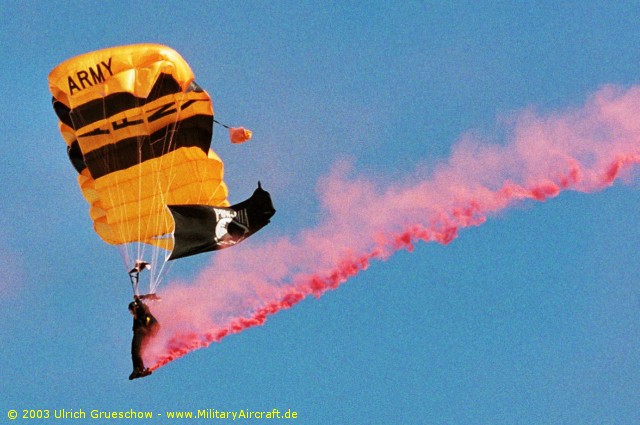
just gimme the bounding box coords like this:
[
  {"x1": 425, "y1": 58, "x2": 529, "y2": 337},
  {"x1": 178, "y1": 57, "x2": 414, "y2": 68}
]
[{"x1": 1, "y1": 2, "x2": 640, "y2": 424}]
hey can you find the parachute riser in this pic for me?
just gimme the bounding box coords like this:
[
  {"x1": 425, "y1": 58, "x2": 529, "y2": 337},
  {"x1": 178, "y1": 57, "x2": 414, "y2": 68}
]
[
  {"x1": 129, "y1": 260, "x2": 151, "y2": 296},
  {"x1": 129, "y1": 270, "x2": 140, "y2": 296}
]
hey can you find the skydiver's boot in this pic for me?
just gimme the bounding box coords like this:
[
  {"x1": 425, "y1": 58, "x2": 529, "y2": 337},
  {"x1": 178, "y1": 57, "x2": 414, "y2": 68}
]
[
  {"x1": 129, "y1": 369, "x2": 139, "y2": 380},
  {"x1": 129, "y1": 367, "x2": 152, "y2": 380}
]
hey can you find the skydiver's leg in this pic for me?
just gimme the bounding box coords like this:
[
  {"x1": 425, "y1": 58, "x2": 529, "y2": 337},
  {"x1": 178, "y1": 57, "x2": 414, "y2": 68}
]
[
  {"x1": 131, "y1": 330, "x2": 145, "y2": 371},
  {"x1": 139, "y1": 322, "x2": 160, "y2": 357}
]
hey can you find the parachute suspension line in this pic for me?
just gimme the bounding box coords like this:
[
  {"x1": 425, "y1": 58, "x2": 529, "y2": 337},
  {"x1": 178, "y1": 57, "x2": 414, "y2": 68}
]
[
  {"x1": 146, "y1": 120, "x2": 180, "y2": 295},
  {"x1": 136, "y1": 88, "x2": 145, "y2": 266},
  {"x1": 93, "y1": 92, "x2": 139, "y2": 292},
  {"x1": 133, "y1": 75, "x2": 170, "y2": 294},
  {"x1": 138, "y1": 100, "x2": 157, "y2": 275},
  {"x1": 135, "y1": 132, "x2": 150, "y2": 268},
  {"x1": 149, "y1": 253, "x2": 174, "y2": 295},
  {"x1": 138, "y1": 76, "x2": 183, "y2": 295},
  {"x1": 111, "y1": 170, "x2": 133, "y2": 264}
]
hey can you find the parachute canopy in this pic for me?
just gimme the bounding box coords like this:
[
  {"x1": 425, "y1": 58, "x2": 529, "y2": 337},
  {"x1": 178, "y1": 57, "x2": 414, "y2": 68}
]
[{"x1": 48, "y1": 44, "x2": 230, "y2": 256}]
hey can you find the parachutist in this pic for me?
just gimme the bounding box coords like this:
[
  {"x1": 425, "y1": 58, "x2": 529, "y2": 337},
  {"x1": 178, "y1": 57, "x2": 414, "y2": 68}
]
[
  {"x1": 50, "y1": 45, "x2": 276, "y2": 377},
  {"x1": 128, "y1": 295, "x2": 160, "y2": 380}
]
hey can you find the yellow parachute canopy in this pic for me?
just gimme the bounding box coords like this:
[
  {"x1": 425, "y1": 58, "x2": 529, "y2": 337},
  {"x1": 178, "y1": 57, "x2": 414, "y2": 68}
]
[{"x1": 48, "y1": 44, "x2": 229, "y2": 252}]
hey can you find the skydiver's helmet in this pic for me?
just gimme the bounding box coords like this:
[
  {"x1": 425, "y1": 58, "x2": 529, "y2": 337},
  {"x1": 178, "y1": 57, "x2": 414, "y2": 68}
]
[{"x1": 128, "y1": 301, "x2": 137, "y2": 313}]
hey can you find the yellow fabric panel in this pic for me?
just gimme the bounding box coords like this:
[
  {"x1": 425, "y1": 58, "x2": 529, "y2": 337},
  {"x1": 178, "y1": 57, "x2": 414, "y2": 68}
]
[
  {"x1": 81, "y1": 159, "x2": 228, "y2": 246},
  {"x1": 143, "y1": 237, "x2": 174, "y2": 251},
  {"x1": 58, "y1": 122, "x2": 76, "y2": 146},
  {"x1": 94, "y1": 208, "x2": 174, "y2": 245},
  {"x1": 85, "y1": 149, "x2": 227, "y2": 245},
  {"x1": 93, "y1": 148, "x2": 227, "y2": 208},
  {"x1": 78, "y1": 170, "x2": 101, "y2": 208},
  {"x1": 98, "y1": 180, "x2": 226, "y2": 227},
  {"x1": 48, "y1": 44, "x2": 194, "y2": 109}
]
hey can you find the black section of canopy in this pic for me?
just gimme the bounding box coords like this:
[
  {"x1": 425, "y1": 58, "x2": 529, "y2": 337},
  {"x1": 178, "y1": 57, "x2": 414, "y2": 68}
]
[
  {"x1": 168, "y1": 183, "x2": 276, "y2": 260},
  {"x1": 81, "y1": 113, "x2": 212, "y2": 179},
  {"x1": 67, "y1": 141, "x2": 86, "y2": 174},
  {"x1": 52, "y1": 97, "x2": 73, "y2": 128},
  {"x1": 52, "y1": 75, "x2": 212, "y2": 179},
  {"x1": 67, "y1": 73, "x2": 183, "y2": 130},
  {"x1": 52, "y1": 77, "x2": 207, "y2": 132}
]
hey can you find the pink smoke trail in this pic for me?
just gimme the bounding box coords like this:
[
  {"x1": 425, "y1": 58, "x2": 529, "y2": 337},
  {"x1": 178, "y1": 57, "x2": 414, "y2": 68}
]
[{"x1": 145, "y1": 84, "x2": 640, "y2": 370}]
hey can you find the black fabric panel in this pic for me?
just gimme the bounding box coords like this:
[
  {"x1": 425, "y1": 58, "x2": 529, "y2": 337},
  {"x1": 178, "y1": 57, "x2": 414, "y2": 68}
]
[
  {"x1": 67, "y1": 73, "x2": 183, "y2": 130},
  {"x1": 67, "y1": 141, "x2": 86, "y2": 174},
  {"x1": 52, "y1": 98, "x2": 73, "y2": 128},
  {"x1": 83, "y1": 113, "x2": 213, "y2": 179},
  {"x1": 168, "y1": 183, "x2": 276, "y2": 260},
  {"x1": 168, "y1": 204, "x2": 220, "y2": 260}
]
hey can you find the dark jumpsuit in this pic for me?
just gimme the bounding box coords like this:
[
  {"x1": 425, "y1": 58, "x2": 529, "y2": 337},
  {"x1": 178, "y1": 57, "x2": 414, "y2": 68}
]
[{"x1": 130, "y1": 299, "x2": 160, "y2": 372}]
